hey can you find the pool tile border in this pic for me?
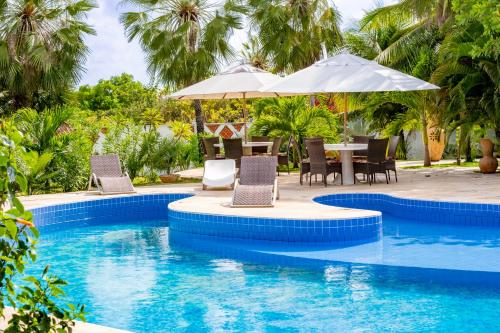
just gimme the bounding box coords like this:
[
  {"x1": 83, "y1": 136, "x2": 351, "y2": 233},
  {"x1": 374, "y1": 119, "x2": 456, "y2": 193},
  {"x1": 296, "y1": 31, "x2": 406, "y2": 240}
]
[
  {"x1": 31, "y1": 194, "x2": 192, "y2": 231},
  {"x1": 167, "y1": 207, "x2": 382, "y2": 244},
  {"x1": 314, "y1": 193, "x2": 500, "y2": 227}
]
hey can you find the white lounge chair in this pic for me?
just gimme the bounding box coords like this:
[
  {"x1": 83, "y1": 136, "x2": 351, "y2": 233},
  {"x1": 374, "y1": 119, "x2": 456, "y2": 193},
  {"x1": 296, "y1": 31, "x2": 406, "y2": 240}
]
[
  {"x1": 202, "y1": 159, "x2": 236, "y2": 190},
  {"x1": 88, "y1": 154, "x2": 136, "y2": 194}
]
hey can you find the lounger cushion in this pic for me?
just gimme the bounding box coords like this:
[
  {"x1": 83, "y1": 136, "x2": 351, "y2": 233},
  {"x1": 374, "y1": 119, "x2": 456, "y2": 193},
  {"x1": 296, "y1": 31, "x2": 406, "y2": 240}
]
[
  {"x1": 232, "y1": 185, "x2": 274, "y2": 206},
  {"x1": 98, "y1": 177, "x2": 135, "y2": 193}
]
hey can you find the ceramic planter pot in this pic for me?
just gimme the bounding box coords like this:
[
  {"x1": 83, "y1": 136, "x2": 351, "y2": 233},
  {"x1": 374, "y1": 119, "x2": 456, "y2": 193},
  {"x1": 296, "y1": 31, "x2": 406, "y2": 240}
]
[
  {"x1": 479, "y1": 138, "x2": 498, "y2": 174},
  {"x1": 160, "y1": 174, "x2": 180, "y2": 183},
  {"x1": 427, "y1": 126, "x2": 445, "y2": 162}
]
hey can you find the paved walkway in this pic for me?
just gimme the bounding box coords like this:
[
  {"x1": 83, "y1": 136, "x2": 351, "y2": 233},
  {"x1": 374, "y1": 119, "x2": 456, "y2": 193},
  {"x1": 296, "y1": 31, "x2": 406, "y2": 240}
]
[{"x1": 22, "y1": 166, "x2": 500, "y2": 211}]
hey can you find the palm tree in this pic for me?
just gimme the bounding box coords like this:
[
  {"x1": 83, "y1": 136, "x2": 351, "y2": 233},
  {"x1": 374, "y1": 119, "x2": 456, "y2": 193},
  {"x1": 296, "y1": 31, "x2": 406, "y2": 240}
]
[
  {"x1": 247, "y1": 0, "x2": 343, "y2": 73},
  {"x1": 360, "y1": 0, "x2": 451, "y2": 66},
  {"x1": 120, "y1": 0, "x2": 245, "y2": 138},
  {"x1": 241, "y1": 36, "x2": 270, "y2": 70},
  {"x1": 0, "y1": 0, "x2": 96, "y2": 110},
  {"x1": 251, "y1": 96, "x2": 338, "y2": 155},
  {"x1": 432, "y1": 20, "x2": 499, "y2": 160}
]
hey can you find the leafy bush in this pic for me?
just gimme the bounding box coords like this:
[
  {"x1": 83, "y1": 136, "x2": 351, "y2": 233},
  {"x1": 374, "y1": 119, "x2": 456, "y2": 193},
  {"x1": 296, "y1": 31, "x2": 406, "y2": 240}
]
[
  {"x1": 12, "y1": 107, "x2": 94, "y2": 193},
  {"x1": 251, "y1": 96, "x2": 339, "y2": 143},
  {"x1": 1, "y1": 124, "x2": 85, "y2": 332}
]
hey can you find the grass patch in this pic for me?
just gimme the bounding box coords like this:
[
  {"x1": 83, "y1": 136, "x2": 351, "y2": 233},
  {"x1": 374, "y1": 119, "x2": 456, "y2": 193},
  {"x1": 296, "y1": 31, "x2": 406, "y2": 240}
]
[{"x1": 402, "y1": 161, "x2": 479, "y2": 169}]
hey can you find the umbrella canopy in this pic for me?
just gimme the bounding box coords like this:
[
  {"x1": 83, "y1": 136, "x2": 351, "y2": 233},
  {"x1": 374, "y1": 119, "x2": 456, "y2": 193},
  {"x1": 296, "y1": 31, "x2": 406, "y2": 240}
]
[
  {"x1": 261, "y1": 52, "x2": 440, "y2": 143},
  {"x1": 261, "y1": 52, "x2": 440, "y2": 94},
  {"x1": 169, "y1": 63, "x2": 283, "y2": 100},
  {"x1": 169, "y1": 63, "x2": 283, "y2": 141}
]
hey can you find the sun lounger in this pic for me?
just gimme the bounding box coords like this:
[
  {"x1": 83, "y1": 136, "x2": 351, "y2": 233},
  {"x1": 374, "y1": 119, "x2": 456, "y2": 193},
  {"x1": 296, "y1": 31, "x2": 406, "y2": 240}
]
[
  {"x1": 202, "y1": 159, "x2": 236, "y2": 190},
  {"x1": 231, "y1": 156, "x2": 278, "y2": 207},
  {"x1": 89, "y1": 154, "x2": 135, "y2": 194}
]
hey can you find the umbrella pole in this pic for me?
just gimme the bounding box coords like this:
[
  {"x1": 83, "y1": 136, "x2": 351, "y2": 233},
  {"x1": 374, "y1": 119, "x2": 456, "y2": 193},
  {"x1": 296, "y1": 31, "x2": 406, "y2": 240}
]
[
  {"x1": 344, "y1": 93, "x2": 348, "y2": 145},
  {"x1": 243, "y1": 92, "x2": 248, "y2": 143}
]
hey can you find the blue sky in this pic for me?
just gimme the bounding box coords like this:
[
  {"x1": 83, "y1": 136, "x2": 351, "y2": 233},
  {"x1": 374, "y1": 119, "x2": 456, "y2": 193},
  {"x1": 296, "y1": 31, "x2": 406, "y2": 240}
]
[{"x1": 81, "y1": 0, "x2": 393, "y2": 86}]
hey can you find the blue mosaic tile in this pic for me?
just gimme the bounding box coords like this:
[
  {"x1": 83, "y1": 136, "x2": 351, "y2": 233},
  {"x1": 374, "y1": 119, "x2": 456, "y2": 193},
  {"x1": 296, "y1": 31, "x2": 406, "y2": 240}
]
[
  {"x1": 314, "y1": 193, "x2": 500, "y2": 227},
  {"x1": 168, "y1": 207, "x2": 382, "y2": 244}
]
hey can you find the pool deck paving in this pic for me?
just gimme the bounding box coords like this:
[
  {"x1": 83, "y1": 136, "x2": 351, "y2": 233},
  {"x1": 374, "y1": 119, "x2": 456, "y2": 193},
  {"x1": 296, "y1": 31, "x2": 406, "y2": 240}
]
[{"x1": 22, "y1": 164, "x2": 500, "y2": 212}]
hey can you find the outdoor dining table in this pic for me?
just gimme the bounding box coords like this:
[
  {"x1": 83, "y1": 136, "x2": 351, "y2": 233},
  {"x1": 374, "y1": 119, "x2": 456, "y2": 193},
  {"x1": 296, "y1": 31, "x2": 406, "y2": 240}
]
[
  {"x1": 324, "y1": 143, "x2": 368, "y2": 185},
  {"x1": 214, "y1": 141, "x2": 274, "y2": 156}
]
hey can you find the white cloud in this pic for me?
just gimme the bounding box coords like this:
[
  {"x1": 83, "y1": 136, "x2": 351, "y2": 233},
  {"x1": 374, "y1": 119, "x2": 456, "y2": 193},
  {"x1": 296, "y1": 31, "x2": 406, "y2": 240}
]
[
  {"x1": 80, "y1": 0, "x2": 397, "y2": 86},
  {"x1": 81, "y1": 0, "x2": 148, "y2": 86}
]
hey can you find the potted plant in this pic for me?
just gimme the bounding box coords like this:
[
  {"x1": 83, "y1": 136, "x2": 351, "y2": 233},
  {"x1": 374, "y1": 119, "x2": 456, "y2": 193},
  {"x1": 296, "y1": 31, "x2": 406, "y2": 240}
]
[{"x1": 151, "y1": 137, "x2": 181, "y2": 183}]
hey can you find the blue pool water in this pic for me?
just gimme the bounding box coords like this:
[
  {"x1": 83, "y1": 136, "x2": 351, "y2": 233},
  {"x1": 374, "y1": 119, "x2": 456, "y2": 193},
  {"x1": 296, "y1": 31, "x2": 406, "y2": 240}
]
[{"x1": 33, "y1": 217, "x2": 500, "y2": 332}]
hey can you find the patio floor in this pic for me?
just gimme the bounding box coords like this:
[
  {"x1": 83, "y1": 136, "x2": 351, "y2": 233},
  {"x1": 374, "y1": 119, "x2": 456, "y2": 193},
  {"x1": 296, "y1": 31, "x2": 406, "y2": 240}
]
[{"x1": 21, "y1": 163, "x2": 500, "y2": 210}]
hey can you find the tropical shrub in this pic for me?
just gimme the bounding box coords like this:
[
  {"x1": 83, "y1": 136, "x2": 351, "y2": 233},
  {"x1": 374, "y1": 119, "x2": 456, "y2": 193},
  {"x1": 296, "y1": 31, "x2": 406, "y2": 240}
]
[
  {"x1": 12, "y1": 107, "x2": 94, "y2": 193},
  {"x1": 251, "y1": 96, "x2": 339, "y2": 144},
  {"x1": 102, "y1": 123, "x2": 153, "y2": 180},
  {"x1": 0, "y1": 123, "x2": 85, "y2": 332}
]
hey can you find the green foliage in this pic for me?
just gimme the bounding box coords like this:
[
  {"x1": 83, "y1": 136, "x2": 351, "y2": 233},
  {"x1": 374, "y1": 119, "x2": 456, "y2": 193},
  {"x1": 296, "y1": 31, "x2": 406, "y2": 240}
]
[
  {"x1": 170, "y1": 121, "x2": 193, "y2": 140},
  {"x1": 102, "y1": 121, "x2": 198, "y2": 179},
  {"x1": 251, "y1": 96, "x2": 339, "y2": 145},
  {"x1": 76, "y1": 74, "x2": 158, "y2": 120},
  {"x1": 141, "y1": 108, "x2": 165, "y2": 130},
  {"x1": 247, "y1": 0, "x2": 343, "y2": 72},
  {"x1": 12, "y1": 107, "x2": 94, "y2": 193},
  {"x1": 17, "y1": 151, "x2": 57, "y2": 195},
  {"x1": 0, "y1": 0, "x2": 96, "y2": 111},
  {"x1": 452, "y1": 0, "x2": 499, "y2": 58},
  {"x1": 121, "y1": 0, "x2": 245, "y2": 88},
  {"x1": 0, "y1": 124, "x2": 85, "y2": 332}
]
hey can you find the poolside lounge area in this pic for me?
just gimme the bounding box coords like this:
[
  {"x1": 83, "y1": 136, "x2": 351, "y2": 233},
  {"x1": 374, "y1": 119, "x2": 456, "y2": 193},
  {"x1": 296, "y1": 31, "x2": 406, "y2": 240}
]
[{"x1": 22, "y1": 164, "x2": 500, "y2": 210}]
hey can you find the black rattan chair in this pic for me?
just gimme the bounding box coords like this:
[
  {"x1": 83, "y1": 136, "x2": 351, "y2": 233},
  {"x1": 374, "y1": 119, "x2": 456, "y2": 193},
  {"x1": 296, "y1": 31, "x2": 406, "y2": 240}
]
[
  {"x1": 251, "y1": 135, "x2": 270, "y2": 155},
  {"x1": 276, "y1": 137, "x2": 290, "y2": 175},
  {"x1": 202, "y1": 137, "x2": 223, "y2": 160},
  {"x1": 222, "y1": 138, "x2": 243, "y2": 169},
  {"x1": 352, "y1": 135, "x2": 374, "y2": 160},
  {"x1": 304, "y1": 138, "x2": 342, "y2": 187},
  {"x1": 385, "y1": 136, "x2": 400, "y2": 182},
  {"x1": 291, "y1": 137, "x2": 310, "y2": 185},
  {"x1": 353, "y1": 138, "x2": 389, "y2": 185}
]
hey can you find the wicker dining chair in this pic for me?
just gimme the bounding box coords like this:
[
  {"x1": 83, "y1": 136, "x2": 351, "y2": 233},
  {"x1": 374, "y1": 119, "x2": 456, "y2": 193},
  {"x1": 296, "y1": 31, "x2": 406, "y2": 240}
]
[
  {"x1": 202, "y1": 137, "x2": 223, "y2": 160},
  {"x1": 274, "y1": 137, "x2": 290, "y2": 175},
  {"x1": 291, "y1": 137, "x2": 310, "y2": 185},
  {"x1": 304, "y1": 138, "x2": 342, "y2": 187},
  {"x1": 251, "y1": 135, "x2": 270, "y2": 155},
  {"x1": 222, "y1": 138, "x2": 243, "y2": 168},
  {"x1": 353, "y1": 138, "x2": 389, "y2": 185},
  {"x1": 352, "y1": 135, "x2": 375, "y2": 160},
  {"x1": 385, "y1": 136, "x2": 400, "y2": 182}
]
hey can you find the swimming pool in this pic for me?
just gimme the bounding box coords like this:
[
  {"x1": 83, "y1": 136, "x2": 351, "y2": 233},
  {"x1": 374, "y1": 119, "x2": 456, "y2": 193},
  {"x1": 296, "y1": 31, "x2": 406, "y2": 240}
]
[{"x1": 30, "y1": 194, "x2": 500, "y2": 332}]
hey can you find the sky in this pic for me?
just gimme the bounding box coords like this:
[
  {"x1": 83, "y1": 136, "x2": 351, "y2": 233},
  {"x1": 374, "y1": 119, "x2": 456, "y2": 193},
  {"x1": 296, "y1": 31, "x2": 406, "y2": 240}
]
[{"x1": 81, "y1": 0, "x2": 393, "y2": 86}]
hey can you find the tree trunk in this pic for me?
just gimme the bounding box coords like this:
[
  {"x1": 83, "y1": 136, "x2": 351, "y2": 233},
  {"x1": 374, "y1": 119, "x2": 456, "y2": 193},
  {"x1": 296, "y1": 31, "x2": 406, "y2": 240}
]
[
  {"x1": 421, "y1": 112, "x2": 431, "y2": 167},
  {"x1": 456, "y1": 126, "x2": 461, "y2": 165},
  {"x1": 193, "y1": 99, "x2": 204, "y2": 161},
  {"x1": 495, "y1": 129, "x2": 500, "y2": 157},
  {"x1": 465, "y1": 135, "x2": 472, "y2": 162},
  {"x1": 398, "y1": 130, "x2": 407, "y2": 160}
]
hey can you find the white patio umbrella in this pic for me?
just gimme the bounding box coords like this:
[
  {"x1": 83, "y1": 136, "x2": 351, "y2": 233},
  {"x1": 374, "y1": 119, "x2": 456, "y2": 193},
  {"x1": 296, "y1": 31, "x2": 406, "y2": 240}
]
[
  {"x1": 261, "y1": 52, "x2": 440, "y2": 143},
  {"x1": 169, "y1": 63, "x2": 283, "y2": 141}
]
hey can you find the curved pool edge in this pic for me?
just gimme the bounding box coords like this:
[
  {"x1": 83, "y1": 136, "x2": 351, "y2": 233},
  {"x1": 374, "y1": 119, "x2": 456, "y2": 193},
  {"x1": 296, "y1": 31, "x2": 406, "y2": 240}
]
[
  {"x1": 31, "y1": 193, "x2": 194, "y2": 232},
  {"x1": 314, "y1": 193, "x2": 500, "y2": 227}
]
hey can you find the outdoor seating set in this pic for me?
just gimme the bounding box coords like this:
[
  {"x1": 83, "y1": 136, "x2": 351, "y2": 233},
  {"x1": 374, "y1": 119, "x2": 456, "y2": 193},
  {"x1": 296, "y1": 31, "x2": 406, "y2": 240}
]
[{"x1": 295, "y1": 135, "x2": 400, "y2": 187}]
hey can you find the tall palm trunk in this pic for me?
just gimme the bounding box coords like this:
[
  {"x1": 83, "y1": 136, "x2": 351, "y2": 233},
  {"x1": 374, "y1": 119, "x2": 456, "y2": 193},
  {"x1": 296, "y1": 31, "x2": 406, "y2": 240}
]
[
  {"x1": 193, "y1": 99, "x2": 204, "y2": 160},
  {"x1": 421, "y1": 111, "x2": 431, "y2": 167}
]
